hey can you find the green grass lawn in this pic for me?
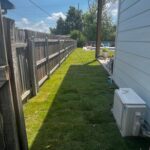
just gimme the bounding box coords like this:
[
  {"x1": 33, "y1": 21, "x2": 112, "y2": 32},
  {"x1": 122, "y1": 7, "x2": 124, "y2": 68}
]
[{"x1": 24, "y1": 48, "x2": 150, "y2": 150}]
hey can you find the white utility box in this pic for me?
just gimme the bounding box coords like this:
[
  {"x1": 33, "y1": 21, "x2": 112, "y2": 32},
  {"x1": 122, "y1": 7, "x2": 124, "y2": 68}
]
[{"x1": 112, "y1": 88, "x2": 146, "y2": 137}]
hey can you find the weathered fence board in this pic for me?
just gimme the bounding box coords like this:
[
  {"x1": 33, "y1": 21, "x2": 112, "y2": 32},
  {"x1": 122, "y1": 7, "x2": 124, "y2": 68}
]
[
  {"x1": 3, "y1": 17, "x2": 28, "y2": 150},
  {"x1": 0, "y1": 13, "x2": 20, "y2": 150},
  {"x1": 28, "y1": 36, "x2": 39, "y2": 96}
]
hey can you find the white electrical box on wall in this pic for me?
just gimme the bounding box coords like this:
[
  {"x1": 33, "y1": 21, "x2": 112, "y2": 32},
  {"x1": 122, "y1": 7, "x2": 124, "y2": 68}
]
[{"x1": 112, "y1": 88, "x2": 146, "y2": 137}]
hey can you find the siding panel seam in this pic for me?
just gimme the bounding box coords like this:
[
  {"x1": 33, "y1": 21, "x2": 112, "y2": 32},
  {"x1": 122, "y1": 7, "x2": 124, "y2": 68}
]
[
  {"x1": 120, "y1": 9, "x2": 150, "y2": 24},
  {"x1": 117, "y1": 49, "x2": 150, "y2": 60},
  {"x1": 119, "y1": 25, "x2": 150, "y2": 33},
  {"x1": 120, "y1": 0, "x2": 140, "y2": 14}
]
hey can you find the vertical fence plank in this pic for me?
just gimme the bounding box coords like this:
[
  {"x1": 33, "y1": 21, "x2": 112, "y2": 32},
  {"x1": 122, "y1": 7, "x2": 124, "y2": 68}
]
[
  {"x1": 45, "y1": 37, "x2": 49, "y2": 78},
  {"x1": 28, "y1": 36, "x2": 39, "y2": 96}
]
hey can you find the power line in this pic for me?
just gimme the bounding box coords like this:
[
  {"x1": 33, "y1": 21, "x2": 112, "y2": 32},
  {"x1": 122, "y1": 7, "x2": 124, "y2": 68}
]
[{"x1": 28, "y1": 0, "x2": 51, "y2": 17}]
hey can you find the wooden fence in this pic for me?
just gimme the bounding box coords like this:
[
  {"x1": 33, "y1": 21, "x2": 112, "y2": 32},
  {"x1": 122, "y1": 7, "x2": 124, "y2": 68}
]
[
  {"x1": 0, "y1": 16, "x2": 76, "y2": 150},
  {"x1": 4, "y1": 17, "x2": 77, "y2": 102}
]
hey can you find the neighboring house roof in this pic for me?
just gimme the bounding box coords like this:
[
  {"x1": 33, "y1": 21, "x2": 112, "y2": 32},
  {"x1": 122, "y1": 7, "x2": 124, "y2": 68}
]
[{"x1": 0, "y1": 0, "x2": 15, "y2": 10}]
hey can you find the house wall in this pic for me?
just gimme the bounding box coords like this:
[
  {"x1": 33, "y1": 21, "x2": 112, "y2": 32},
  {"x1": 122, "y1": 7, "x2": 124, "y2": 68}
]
[{"x1": 113, "y1": 0, "x2": 150, "y2": 123}]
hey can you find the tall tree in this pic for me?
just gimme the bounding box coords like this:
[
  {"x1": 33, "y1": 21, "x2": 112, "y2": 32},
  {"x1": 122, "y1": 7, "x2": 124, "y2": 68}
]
[
  {"x1": 65, "y1": 6, "x2": 83, "y2": 34},
  {"x1": 101, "y1": 11, "x2": 116, "y2": 41},
  {"x1": 50, "y1": 17, "x2": 66, "y2": 35},
  {"x1": 50, "y1": 6, "x2": 83, "y2": 35},
  {"x1": 83, "y1": 12, "x2": 97, "y2": 41}
]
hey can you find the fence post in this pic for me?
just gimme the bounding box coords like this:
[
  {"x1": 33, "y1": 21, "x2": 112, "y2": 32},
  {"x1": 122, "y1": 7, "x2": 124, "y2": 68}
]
[
  {"x1": 69, "y1": 41, "x2": 71, "y2": 55},
  {"x1": 28, "y1": 36, "x2": 38, "y2": 96},
  {"x1": 0, "y1": 6, "x2": 20, "y2": 150},
  {"x1": 66, "y1": 40, "x2": 70, "y2": 57},
  {"x1": 45, "y1": 37, "x2": 49, "y2": 78},
  {"x1": 58, "y1": 40, "x2": 61, "y2": 66}
]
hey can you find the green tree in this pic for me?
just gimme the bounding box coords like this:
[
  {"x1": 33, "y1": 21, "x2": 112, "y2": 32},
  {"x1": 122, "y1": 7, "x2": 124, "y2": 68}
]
[
  {"x1": 83, "y1": 12, "x2": 97, "y2": 41},
  {"x1": 65, "y1": 6, "x2": 83, "y2": 34},
  {"x1": 50, "y1": 17, "x2": 66, "y2": 35},
  {"x1": 101, "y1": 11, "x2": 116, "y2": 41},
  {"x1": 50, "y1": 6, "x2": 83, "y2": 35},
  {"x1": 50, "y1": 1, "x2": 117, "y2": 42}
]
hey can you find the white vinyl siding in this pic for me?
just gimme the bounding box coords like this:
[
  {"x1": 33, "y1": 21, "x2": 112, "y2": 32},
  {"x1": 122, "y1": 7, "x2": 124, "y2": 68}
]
[{"x1": 113, "y1": 0, "x2": 150, "y2": 122}]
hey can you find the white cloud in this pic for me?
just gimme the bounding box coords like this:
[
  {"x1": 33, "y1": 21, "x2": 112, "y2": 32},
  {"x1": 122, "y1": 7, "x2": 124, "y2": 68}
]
[
  {"x1": 111, "y1": 9, "x2": 118, "y2": 17},
  {"x1": 16, "y1": 18, "x2": 50, "y2": 33},
  {"x1": 47, "y1": 12, "x2": 66, "y2": 21},
  {"x1": 21, "y1": 18, "x2": 30, "y2": 25},
  {"x1": 15, "y1": 12, "x2": 66, "y2": 32}
]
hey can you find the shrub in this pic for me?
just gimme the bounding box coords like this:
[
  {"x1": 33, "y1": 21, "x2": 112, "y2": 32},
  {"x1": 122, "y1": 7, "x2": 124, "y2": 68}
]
[
  {"x1": 70, "y1": 30, "x2": 86, "y2": 47},
  {"x1": 102, "y1": 48, "x2": 109, "y2": 52}
]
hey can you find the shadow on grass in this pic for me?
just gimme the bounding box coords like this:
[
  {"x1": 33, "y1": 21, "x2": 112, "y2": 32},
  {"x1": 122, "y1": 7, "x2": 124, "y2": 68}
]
[{"x1": 30, "y1": 64, "x2": 150, "y2": 150}]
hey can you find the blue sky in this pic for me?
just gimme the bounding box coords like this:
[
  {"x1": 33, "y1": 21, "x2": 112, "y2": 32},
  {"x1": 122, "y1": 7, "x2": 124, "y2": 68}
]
[{"x1": 6, "y1": 0, "x2": 118, "y2": 32}]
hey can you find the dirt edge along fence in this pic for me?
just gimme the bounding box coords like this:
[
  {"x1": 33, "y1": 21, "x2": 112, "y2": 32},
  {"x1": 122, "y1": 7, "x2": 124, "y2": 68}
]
[{"x1": 3, "y1": 17, "x2": 77, "y2": 103}]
